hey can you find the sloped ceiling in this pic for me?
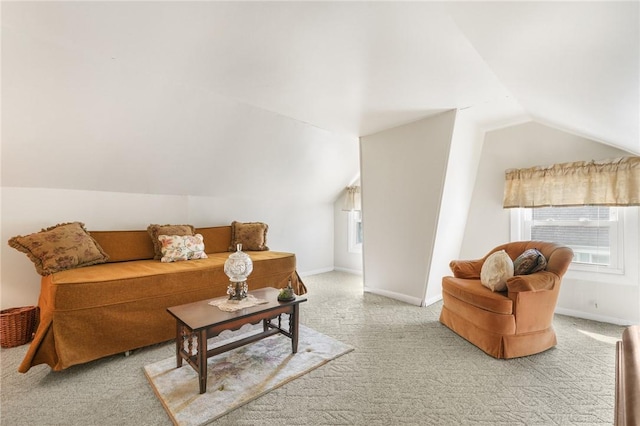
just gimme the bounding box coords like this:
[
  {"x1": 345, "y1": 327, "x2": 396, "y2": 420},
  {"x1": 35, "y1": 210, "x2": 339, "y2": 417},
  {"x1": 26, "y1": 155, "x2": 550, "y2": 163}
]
[
  {"x1": 2, "y1": 2, "x2": 638, "y2": 201},
  {"x1": 447, "y1": 1, "x2": 639, "y2": 153}
]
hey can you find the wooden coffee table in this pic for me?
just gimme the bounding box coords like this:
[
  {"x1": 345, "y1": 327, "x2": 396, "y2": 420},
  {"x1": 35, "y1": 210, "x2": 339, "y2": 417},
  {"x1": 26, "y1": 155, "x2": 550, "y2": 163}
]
[{"x1": 166, "y1": 287, "x2": 307, "y2": 394}]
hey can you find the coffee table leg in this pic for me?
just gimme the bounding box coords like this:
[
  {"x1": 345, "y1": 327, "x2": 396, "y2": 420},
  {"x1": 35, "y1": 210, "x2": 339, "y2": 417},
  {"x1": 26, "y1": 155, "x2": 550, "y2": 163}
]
[
  {"x1": 198, "y1": 329, "x2": 207, "y2": 394},
  {"x1": 175, "y1": 322, "x2": 183, "y2": 368},
  {"x1": 291, "y1": 304, "x2": 300, "y2": 353}
]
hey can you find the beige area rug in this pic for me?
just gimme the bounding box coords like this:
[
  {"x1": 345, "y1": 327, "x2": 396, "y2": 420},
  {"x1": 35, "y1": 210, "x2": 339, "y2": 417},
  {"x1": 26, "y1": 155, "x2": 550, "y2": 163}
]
[{"x1": 144, "y1": 325, "x2": 353, "y2": 425}]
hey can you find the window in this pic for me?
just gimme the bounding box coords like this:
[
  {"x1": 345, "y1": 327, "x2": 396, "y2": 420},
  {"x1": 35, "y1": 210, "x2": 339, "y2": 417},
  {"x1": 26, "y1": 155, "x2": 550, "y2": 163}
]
[
  {"x1": 348, "y1": 210, "x2": 363, "y2": 253},
  {"x1": 512, "y1": 206, "x2": 623, "y2": 274}
]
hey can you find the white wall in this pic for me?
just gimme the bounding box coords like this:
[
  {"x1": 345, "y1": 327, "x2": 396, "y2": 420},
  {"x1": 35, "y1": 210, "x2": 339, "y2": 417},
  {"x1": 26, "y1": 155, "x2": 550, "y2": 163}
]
[
  {"x1": 1, "y1": 187, "x2": 335, "y2": 309},
  {"x1": 188, "y1": 195, "x2": 335, "y2": 276},
  {"x1": 424, "y1": 108, "x2": 490, "y2": 305},
  {"x1": 1, "y1": 6, "x2": 360, "y2": 309},
  {"x1": 2, "y1": 9, "x2": 360, "y2": 204},
  {"x1": 360, "y1": 111, "x2": 456, "y2": 305},
  {"x1": 462, "y1": 121, "x2": 639, "y2": 324}
]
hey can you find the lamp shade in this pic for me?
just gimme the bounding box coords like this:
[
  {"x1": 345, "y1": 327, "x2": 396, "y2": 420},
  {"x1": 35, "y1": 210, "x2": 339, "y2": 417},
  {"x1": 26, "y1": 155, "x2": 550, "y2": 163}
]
[{"x1": 224, "y1": 244, "x2": 253, "y2": 283}]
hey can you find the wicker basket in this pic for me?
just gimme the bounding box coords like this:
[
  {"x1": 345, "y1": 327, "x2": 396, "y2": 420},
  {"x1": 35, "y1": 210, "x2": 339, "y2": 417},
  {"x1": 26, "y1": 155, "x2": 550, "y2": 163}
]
[{"x1": 0, "y1": 306, "x2": 39, "y2": 348}]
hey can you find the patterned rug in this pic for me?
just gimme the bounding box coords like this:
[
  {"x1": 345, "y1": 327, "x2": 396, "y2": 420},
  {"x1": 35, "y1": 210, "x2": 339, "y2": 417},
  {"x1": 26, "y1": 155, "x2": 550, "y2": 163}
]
[{"x1": 144, "y1": 325, "x2": 353, "y2": 425}]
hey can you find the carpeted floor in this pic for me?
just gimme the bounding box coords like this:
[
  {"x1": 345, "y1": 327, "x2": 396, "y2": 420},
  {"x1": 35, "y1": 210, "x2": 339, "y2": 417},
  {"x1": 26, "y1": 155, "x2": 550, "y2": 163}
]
[{"x1": 0, "y1": 271, "x2": 627, "y2": 425}]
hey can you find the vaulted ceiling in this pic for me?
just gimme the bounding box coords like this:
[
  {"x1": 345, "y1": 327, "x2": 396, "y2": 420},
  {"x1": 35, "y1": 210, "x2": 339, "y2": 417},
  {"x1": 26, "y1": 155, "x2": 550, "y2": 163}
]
[{"x1": 2, "y1": 1, "x2": 638, "y2": 201}]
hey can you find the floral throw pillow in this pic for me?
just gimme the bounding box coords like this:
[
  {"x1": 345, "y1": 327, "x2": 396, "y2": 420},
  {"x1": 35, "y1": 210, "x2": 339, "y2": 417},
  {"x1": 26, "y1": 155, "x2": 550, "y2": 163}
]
[
  {"x1": 158, "y1": 234, "x2": 208, "y2": 263},
  {"x1": 8, "y1": 222, "x2": 109, "y2": 276},
  {"x1": 147, "y1": 224, "x2": 195, "y2": 260}
]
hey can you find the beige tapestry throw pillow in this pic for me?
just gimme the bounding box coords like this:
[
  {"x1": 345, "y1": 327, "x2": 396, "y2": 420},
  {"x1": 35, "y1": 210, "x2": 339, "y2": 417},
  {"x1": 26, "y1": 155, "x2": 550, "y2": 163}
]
[
  {"x1": 147, "y1": 224, "x2": 195, "y2": 260},
  {"x1": 8, "y1": 222, "x2": 109, "y2": 276},
  {"x1": 480, "y1": 250, "x2": 514, "y2": 292},
  {"x1": 158, "y1": 234, "x2": 208, "y2": 263},
  {"x1": 513, "y1": 248, "x2": 547, "y2": 275},
  {"x1": 229, "y1": 221, "x2": 269, "y2": 251}
]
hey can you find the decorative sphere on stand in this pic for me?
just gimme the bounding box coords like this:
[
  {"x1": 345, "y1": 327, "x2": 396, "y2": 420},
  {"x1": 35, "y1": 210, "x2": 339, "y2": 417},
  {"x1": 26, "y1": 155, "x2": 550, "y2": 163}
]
[{"x1": 224, "y1": 243, "x2": 253, "y2": 300}]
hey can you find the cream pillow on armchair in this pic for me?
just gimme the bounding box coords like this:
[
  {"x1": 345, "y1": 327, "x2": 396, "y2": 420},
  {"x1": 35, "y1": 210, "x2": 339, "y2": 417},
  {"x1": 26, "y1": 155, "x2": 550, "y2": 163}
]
[{"x1": 480, "y1": 250, "x2": 514, "y2": 292}]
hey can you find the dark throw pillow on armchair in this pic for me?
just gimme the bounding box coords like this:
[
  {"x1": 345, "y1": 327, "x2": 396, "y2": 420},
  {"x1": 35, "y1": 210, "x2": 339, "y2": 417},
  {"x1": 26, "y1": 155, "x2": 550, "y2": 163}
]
[{"x1": 513, "y1": 248, "x2": 547, "y2": 275}]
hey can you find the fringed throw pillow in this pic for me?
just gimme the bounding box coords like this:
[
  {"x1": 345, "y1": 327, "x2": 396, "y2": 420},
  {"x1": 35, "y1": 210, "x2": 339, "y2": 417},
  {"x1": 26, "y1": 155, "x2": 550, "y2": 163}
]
[{"x1": 8, "y1": 222, "x2": 109, "y2": 275}]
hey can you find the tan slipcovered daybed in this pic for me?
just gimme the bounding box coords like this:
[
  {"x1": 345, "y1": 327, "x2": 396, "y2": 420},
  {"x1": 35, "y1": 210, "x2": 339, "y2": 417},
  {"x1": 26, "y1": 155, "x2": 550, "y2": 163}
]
[
  {"x1": 14, "y1": 224, "x2": 306, "y2": 372},
  {"x1": 439, "y1": 241, "x2": 573, "y2": 359}
]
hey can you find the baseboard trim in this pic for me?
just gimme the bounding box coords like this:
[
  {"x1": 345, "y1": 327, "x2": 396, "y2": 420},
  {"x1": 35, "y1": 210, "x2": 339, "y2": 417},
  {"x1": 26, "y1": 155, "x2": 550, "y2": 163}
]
[
  {"x1": 298, "y1": 267, "x2": 334, "y2": 277},
  {"x1": 333, "y1": 267, "x2": 363, "y2": 276},
  {"x1": 363, "y1": 286, "x2": 423, "y2": 306},
  {"x1": 554, "y1": 307, "x2": 634, "y2": 326},
  {"x1": 423, "y1": 294, "x2": 443, "y2": 307}
]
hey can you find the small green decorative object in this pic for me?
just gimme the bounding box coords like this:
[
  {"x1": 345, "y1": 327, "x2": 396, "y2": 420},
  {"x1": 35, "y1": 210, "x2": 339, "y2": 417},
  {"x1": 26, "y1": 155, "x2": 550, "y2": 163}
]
[{"x1": 277, "y1": 281, "x2": 296, "y2": 302}]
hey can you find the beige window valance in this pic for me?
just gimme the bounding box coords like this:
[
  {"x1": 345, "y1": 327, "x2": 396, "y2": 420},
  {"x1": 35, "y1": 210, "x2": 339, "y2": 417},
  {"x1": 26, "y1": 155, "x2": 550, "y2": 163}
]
[{"x1": 503, "y1": 156, "x2": 640, "y2": 208}]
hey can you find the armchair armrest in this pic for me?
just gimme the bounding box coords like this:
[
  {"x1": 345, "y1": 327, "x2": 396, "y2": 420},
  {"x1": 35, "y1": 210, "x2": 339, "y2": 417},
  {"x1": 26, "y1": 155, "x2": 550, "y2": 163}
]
[
  {"x1": 449, "y1": 259, "x2": 483, "y2": 279},
  {"x1": 506, "y1": 271, "x2": 558, "y2": 293}
]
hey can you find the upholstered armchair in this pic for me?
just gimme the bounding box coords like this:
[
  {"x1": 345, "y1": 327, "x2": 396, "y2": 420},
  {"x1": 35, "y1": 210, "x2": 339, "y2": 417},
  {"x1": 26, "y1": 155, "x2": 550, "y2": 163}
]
[{"x1": 439, "y1": 241, "x2": 574, "y2": 359}]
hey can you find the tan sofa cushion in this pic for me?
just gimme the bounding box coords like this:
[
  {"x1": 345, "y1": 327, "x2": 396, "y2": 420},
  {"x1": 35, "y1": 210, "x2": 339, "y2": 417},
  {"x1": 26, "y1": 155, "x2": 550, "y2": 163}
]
[
  {"x1": 92, "y1": 226, "x2": 233, "y2": 262},
  {"x1": 90, "y1": 230, "x2": 155, "y2": 262},
  {"x1": 196, "y1": 226, "x2": 232, "y2": 254}
]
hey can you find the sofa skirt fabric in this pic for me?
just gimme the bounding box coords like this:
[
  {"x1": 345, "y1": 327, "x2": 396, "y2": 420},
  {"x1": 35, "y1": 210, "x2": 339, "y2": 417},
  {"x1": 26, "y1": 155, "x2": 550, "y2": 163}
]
[{"x1": 18, "y1": 251, "x2": 304, "y2": 372}]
